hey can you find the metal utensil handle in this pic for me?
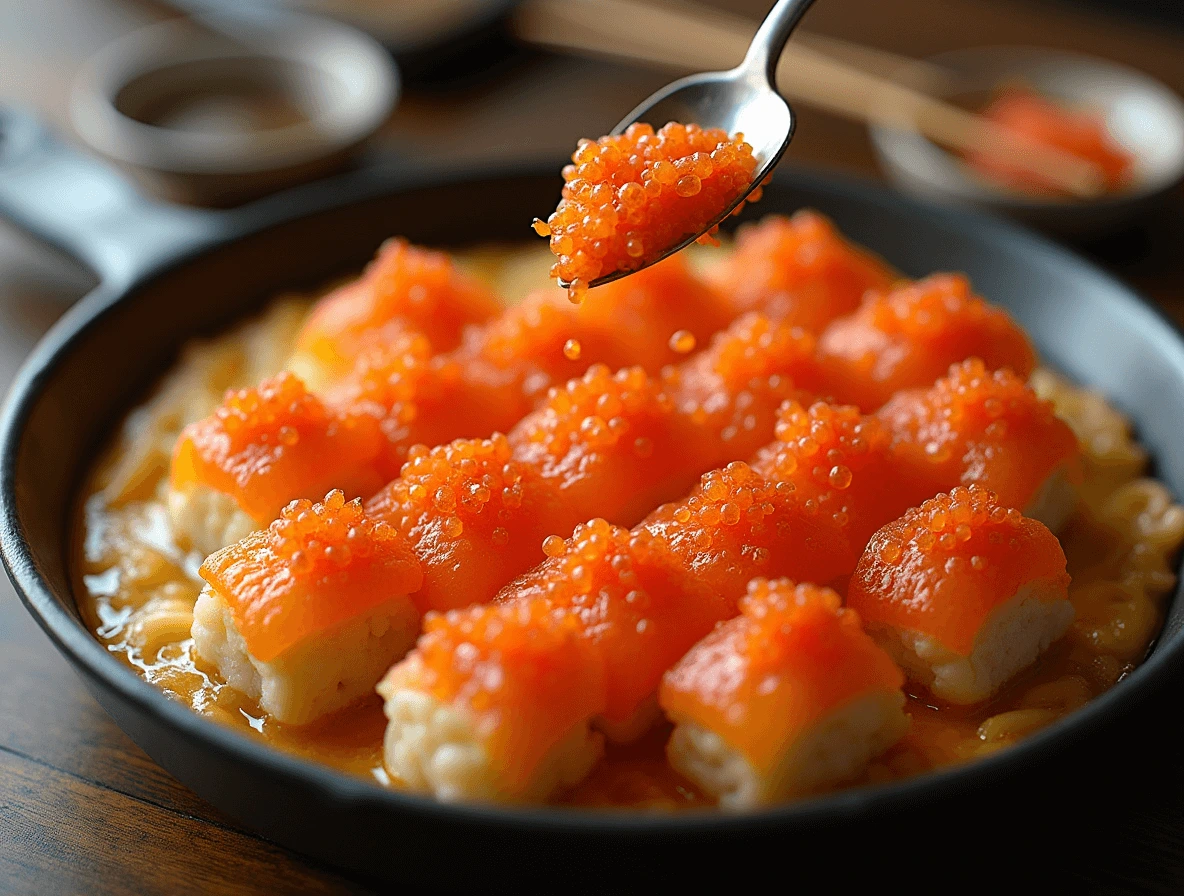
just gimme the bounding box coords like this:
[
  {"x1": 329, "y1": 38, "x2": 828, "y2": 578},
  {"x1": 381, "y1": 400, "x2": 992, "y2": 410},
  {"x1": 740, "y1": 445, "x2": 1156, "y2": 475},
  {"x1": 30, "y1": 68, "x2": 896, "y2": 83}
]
[
  {"x1": 0, "y1": 107, "x2": 221, "y2": 287},
  {"x1": 741, "y1": 0, "x2": 817, "y2": 85}
]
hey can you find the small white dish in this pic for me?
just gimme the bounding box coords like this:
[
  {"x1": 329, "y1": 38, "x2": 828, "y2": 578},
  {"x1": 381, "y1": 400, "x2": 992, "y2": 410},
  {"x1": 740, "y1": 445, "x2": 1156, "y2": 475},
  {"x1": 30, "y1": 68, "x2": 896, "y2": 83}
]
[
  {"x1": 70, "y1": 12, "x2": 400, "y2": 205},
  {"x1": 869, "y1": 46, "x2": 1184, "y2": 239}
]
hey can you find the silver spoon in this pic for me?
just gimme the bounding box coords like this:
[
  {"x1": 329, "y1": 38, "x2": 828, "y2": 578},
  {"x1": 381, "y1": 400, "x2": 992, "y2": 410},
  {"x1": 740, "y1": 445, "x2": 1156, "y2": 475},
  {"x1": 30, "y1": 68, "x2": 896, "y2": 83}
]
[{"x1": 557, "y1": 0, "x2": 816, "y2": 290}]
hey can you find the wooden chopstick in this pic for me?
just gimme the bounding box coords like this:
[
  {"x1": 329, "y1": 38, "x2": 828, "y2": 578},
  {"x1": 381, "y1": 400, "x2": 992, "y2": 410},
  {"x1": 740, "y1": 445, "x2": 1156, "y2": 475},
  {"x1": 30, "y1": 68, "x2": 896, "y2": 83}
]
[{"x1": 513, "y1": 0, "x2": 1106, "y2": 198}]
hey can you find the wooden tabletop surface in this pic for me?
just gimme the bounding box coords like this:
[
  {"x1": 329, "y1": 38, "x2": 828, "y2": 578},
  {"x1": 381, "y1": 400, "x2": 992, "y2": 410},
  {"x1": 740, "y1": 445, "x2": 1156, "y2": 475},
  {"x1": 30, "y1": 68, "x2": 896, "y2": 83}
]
[{"x1": 6, "y1": 0, "x2": 1184, "y2": 892}]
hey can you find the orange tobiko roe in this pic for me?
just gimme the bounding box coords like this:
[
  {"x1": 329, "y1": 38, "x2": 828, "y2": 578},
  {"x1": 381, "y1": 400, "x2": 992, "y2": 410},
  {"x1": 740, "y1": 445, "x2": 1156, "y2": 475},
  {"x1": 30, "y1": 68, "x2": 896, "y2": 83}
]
[
  {"x1": 365, "y1": 434, "x2": 562, "y2": 613},
  {"x1": 171, "y1": 372, "x2": 386, "y2": 523},
  {"x1": 329, "y1": 334, "x2": 528, "y2": 480},
  {"x1": 498, "y1": 518, "x2": 732, "y2": 732},
  {"x1": 848, "y1": 485, "x2": 1070, "y2": 655},
  {"x1": 705, "y1": 212, "x2": 897, "y2": 332},
  {"x1": 750, "y1": 400, "x2": 924, "y2": 558},
  {"x1": 294, "y1": 238, "x2": 502, "y2": 380},
  {"x1": 541, "y1": 122, "x2": 760, "y2": 293},
  {"x1": 664, "y1": 313, "x2": 822, "y2": 462},
  {"x1": 385, "y1": 599, "x2": 606, "y2": 794},
  {"x1": 199, "y1": 490, "x2": 423, "y2": 663},
  {"x1": 509, "y1": 364, "x2": 705, "y2": 528},
  {"x1": 817, "y1": 273, "x2": 1036, "y2": 411},
  {"x1": 965, "y1": 87, "x2": 1134, "y2": 197},
  {"x1": 660, "y1": 579, "x2": 903, "y2": 772},
  {"x1": 642, "y1": 460, "x2": 853, "y2": 602},
  {"x1": 877, "y1": 358, "x2": 1080, "y2": 510}
]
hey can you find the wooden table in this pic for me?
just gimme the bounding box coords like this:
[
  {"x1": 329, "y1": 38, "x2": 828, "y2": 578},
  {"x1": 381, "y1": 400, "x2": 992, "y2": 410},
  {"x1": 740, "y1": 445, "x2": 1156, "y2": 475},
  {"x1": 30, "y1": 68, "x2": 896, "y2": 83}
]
[{"x1": 5, "y1": 0, "x2": 1184, "y2": 892}]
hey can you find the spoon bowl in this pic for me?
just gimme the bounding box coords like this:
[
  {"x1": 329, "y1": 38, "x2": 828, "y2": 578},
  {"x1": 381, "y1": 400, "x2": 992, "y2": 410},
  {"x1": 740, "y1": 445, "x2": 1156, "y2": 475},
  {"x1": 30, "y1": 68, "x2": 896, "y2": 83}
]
[{"x1": 562, "y1": 0, "x2": 815, "y2": 290}]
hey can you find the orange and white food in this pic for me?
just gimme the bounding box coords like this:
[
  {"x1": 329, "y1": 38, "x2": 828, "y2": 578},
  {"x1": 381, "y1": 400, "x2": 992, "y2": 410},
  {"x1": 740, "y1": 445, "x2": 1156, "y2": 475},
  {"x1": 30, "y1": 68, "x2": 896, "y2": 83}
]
[
  {"x1": 76, "y1": 123, "x2": 1184, "y2": 811},
  {"x1": 661, "y1": 579, "x2": 907, "y2": 809},
  {"x1": 848, "y1": 485, "x2": 1073, "y2": 704},
  {"x1": 192, "y1": 490, "x2": 422, "y2": 725}
]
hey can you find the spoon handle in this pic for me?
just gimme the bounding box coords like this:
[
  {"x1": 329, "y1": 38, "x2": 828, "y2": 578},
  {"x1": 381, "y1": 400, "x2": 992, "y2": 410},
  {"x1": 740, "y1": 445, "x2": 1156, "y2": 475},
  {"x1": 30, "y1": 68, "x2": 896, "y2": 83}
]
[{"x1": 742, "y1": 0, "x2": 817, "y2": 84}]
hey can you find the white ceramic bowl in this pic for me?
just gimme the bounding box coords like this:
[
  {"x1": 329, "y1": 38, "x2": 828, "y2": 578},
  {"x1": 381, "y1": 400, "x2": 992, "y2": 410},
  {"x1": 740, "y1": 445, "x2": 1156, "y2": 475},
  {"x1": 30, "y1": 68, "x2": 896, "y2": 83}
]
[{"x1": 869, "y1": 46, "x2": 1184, "y2": 239}]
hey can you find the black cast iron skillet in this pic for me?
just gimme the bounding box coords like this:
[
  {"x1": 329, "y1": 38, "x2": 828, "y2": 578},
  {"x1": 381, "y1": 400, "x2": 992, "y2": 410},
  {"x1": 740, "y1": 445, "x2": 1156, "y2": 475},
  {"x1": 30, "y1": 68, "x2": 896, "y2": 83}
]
[{"x1": 2, "y1": 106, "x2": 1184, "y2": 890}]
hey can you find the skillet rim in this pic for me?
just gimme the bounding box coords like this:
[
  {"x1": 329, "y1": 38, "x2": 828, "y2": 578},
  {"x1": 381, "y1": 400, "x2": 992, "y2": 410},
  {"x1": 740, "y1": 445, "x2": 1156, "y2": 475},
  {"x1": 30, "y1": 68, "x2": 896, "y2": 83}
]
[{"x1": 3, "y1": 160, "x2": 1184, "y2": 836}]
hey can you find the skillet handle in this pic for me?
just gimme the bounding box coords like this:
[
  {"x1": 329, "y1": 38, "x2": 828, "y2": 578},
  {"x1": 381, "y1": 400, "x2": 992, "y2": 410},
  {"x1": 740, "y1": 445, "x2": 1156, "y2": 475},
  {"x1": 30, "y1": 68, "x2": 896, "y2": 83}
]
[{"x1": 0, "y1": 107, "x2": 223, "y2": 287}]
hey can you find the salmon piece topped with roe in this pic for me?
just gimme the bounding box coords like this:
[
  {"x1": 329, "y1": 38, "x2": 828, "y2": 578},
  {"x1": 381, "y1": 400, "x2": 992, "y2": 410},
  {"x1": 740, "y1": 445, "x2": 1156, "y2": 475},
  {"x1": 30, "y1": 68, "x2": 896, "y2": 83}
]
[
  {"x1": 818, "y1": 274, "x2": 1036, "y2": 411},
  {"x1": 539, "y1": 122, "x2": 760, "y2": 298},
  {"x1": 642, "y1": 460, "x2": 852, "y2": 600},
  {"x1": 192, "y1": 489, "x2": 424, "y2": 725},
  {"x1": 509, "y1": 365, "x2": 700, "y2": 528},
  {"x1": 705, "y1": 211, "x2": 897, "y2": 331},
  {"x1": 661, "y1": 579, "x2": 907, "y2": 810},
  {"x1": 329, "y1": 334, "x2": 528, "y2": 481},
  {"x1": 501, "y1": 519, "x2": 732, "y2": 742},
  {"x1": 848, "y1": 485, "x2": 1072, "y2": 705},
  {"x1": 291, "y1": 238, "x2": 502, "y2": 387},
  {"x1": 378, "y1": 599, "x2": 607, "y2": 804},
  {"x1": 665, "y1": 313, "x2": 822, "y2": 462},
  {"x1": 878, "y1": 359, "x2": 1081, "y2": 530},
  {"x1": 169, "y1": 371, "x2": 386, "y2": 555},
  {"x1": 365, "y1": 434, "x2": 561, "y2": 613},
  {"x1": 751, "y1": 400, "x2": 923, "y2": 560}
]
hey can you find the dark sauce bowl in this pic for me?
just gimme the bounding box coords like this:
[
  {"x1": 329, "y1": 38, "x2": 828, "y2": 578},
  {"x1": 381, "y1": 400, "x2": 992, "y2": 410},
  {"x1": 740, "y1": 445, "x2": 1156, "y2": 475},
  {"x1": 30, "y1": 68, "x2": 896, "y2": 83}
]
[{"x1": 1, "y1": 108, "x2": 1183, "y2": 890}]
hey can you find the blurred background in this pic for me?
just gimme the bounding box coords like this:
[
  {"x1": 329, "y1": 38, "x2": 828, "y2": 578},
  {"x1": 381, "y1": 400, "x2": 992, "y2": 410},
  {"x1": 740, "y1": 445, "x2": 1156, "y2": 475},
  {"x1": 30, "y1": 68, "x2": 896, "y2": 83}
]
[{"x1": 5, "y1": 0, "x2": 1184, "y2": 374}]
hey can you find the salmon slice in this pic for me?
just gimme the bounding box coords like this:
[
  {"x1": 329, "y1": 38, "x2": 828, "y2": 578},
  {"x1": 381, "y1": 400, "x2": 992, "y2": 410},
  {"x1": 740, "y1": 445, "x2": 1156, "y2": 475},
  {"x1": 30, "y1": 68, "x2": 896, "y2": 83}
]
[
  {"x1": 499, "y1": 519, "x2": 732, "y2": 741},
  {"x1": 665, "y1": 313, "x2": 822, "y2": 462},
  {"x1": 292, "y1": 238, "x2": 503, "y2": 385},
  {"x1": 661, "y1": 578, "x2": 907, "y2": 809},
  {"x1": 642, "y1": 460, "x2": 852, "y2": 602},
  {"x1": 705, "y1": 211, "x2": 897, "y2": 332},
  {"x1": 169, "y1": 372, "x2": 386, "y2": 552},
  {"x1": 377, "y1": 599, "x2": 606, "y2": 803},
  {"x1": 329, "y1": 333, "x2": 529, "y2": 480},
  {"x1": 365, "y1": 434, "x2": 561, "y2": 613},
  {"x1": 509, "y1": 365, "x2": 702, "y2": 528},
  {"x1": 573, "y1": 254, "x2": 733, "y2": 372},
  {"x1": 818, "y1": 274, "x2": 1035, "y2": 411},
  {"x1": 193, "y1": 490, "x2": 424, "y2": 724},
  {"x1": 848, "y1": 485, "x2": 1072, "y2": 704},
  {"x1": 751, "y1": 400, "x2": 923, "y2": 559},
  {"x1": 877, "y1": 359, "x2": 1081, "y2": 530}
]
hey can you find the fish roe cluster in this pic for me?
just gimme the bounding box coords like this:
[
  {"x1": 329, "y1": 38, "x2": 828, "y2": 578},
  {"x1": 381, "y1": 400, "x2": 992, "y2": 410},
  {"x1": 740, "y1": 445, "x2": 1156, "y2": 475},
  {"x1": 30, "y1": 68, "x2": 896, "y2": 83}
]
[
  {"x1": 737, "y1": 579, "x2": 856, "y2": 671},
  {"x1": 539, "y1": 122, "x2": 760, "y2": 295},
  {"x1": 406, "y1": 599, "x2": 595, "y2": 714},
  {"x1": 753, "y1": 400, "x2": 908, "y2": 546},
  {"x1": 262, "y1": 490, "x2": 408, "y2": 573},
  {"x1": 851, "y1": 485, "x2": 1070, "y2": 654},
  {"x1": 818, "y1": 274, "x2": 1036, "y2": 410},
  {"x1": 368, "y1": 434, "x2": 532, "y2": 543},
  {"x1": 172, "y1": 371, "x2": 384, "y2": 521},
  {"x1": 210, "y1": 371, "x2": 334, "y2": 445},
  {"x1": 199, "y1": 489, "x2": 422, "y2": 662},
  {"x1": 705, "y1": 211, "x2": 896, "y2": 330},
  {"x1": 514, "y1": 365, "x2": 673, "y2": 462},
  {"x1": 666, "y1": 314, "x2": 820, "y2": 453},
  {"x1": 877, "y1": 358, "x2": 1078, "y2": 508},
  {"x1": 295, "y1": 238, "x2": 501, "y2": 375},
  {"x1": 504, "y1": 517, "x2": 731, "y2": 727},
  {"x1": 873, "y1": 485, "x2": 1016, "y2": 568},
  {"x1": 332, "y1": 333, "x2": 437, "y2": 427}
]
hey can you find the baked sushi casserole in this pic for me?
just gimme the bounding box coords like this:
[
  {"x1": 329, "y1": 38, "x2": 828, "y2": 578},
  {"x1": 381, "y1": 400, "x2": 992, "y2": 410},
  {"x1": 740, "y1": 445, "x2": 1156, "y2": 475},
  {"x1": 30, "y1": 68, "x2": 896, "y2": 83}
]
[{"x1": 76, "y1": 124, "x2": 1184, "y2": 811}]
